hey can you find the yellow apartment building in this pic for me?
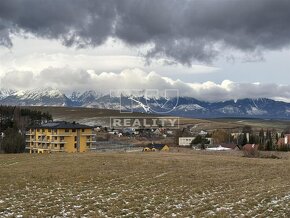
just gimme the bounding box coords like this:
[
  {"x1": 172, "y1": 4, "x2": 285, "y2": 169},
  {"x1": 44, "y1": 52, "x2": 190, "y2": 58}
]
[{"x1": 25, "y1": 121, "x2": 96, "y2": 153}]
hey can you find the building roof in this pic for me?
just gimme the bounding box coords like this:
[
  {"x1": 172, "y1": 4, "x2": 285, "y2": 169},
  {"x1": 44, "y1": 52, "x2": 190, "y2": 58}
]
[
  {"x1": 146, "y1": 144, "x2": 167, "y2": 150},
  {"x1": 220, "y1": 143, "x2": 238, "y2": 149},
  {"x1": 29, "y1": 121, "x2": 92, "y2": 129},
  {"x1": 206, "y1": 145, "x2": 231, "y2": 151},
  {"x1": 243, "y1": 144, "x2": 259, "y2": 151}
]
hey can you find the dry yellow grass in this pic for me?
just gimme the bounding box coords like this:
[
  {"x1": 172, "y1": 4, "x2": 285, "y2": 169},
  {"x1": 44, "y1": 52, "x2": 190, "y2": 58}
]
[{"x1": 0, "y1": 151, "x2": 290, "y2": 217}]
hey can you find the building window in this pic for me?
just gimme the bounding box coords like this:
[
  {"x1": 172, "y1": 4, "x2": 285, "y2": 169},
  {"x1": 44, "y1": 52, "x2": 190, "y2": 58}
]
[
  {"x1": 65, "y1": 129, "x2": 69, "y2": 133},
  {"x1": 48, "y1": 129, "x2": 51, "y2": 132},
  {"x1": 60, "y1": 144, "x2": 64, "y2": 149},
  {"x1": 82, "y1": 129, "x2": 85, "y2": 132},
  {"x1": 72, "y1": 129, "x2": 76, "y2": 132},
  {"x1": 74, "y1": 136, "x2": 77, "y2": 141},
  {"x1": 74, "y1": 143, "x2": 77, "y2": 149}
]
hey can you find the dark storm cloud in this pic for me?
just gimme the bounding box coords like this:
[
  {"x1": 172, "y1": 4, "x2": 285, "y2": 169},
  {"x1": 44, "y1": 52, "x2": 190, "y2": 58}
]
[
  {"x1": 1, "y1": 0, "x2": 290, "y2": 64},
  {"x1": 0, "y1": 0, "x2": 116, "y2": 47}
]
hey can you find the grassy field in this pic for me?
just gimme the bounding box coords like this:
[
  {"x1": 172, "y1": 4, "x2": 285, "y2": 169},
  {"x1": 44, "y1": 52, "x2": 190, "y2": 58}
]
[
  {"x1": 23, "y1": 106, "x2": 290, "y2": 132},
  {"x1": 1, "y1": 151, "x2": 290, "y2": 217},
  {"x1": 23, "y1": 106, "x2": 158, "y2": 127},
  {"x1": 179, "y1": 117, "x2": 290, "y2": 132}
]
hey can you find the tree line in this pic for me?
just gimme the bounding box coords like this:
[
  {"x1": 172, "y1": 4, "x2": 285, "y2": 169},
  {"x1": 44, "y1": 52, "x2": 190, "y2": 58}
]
[
  {"x1": 0, "y1": 106, "x2": 53, "y2": 153},
  {"x1": 176, "y1": 125, "x2": 290, "y2": 152}
]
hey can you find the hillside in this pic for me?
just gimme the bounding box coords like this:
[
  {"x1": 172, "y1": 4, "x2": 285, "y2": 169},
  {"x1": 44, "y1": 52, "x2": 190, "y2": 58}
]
[
  {"x1": 20, "y1": 106, "x2": 290, "y2": 131},
  {"x1": 0, "y1": 152, "x2": 290, "y2": 217},
  {"x1": 21, "y1": 106, "x2": 159, "y2": 127}
]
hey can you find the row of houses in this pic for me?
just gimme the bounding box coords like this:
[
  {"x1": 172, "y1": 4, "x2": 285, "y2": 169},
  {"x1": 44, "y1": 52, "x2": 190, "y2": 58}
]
[
  {"x1": 26, "y1": 121, "x2": 290, "y2": 154},
  {"x1": 178, "y1": 136, "x2": 262, "y2": 152},
  {"x1": 107, "y1": 127, "x2": 174, "y2": 138},
  {"x1": 25, "y1": 121, "x2": 174, "y2": 154}
]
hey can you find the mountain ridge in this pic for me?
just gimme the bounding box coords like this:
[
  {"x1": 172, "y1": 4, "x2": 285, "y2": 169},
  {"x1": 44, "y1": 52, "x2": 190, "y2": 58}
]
[{"x1": 0, "y1": 88, "x2": 289, "y2": 119}]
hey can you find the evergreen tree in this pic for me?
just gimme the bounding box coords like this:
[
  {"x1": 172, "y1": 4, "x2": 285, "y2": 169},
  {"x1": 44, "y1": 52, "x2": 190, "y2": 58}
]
[
  {"x1": 1, "y1": 128, "x2": 25, "y2": 153},
  {"x1": 242, "y1": 133, "x2": 248, "y2": 146},
  {"x1": 265, "y1": 129, "x2": 273, "y2": 151},
  {"x1": 0, "y1": 106, "x2": 53, "y2": 153},
  {"x1": 191, "y1": 135, "x2": 209, "y2": 149},
  {"x1": 259, "y1": 128, "x2": 265, "y2": 145},
  {"x1": 281, "y1": 132, "x2": 285, "y2": 138}
]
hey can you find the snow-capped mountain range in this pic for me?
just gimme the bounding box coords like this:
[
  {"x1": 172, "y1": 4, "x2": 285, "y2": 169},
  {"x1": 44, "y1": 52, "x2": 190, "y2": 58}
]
[{"x1": 1, "y1": 88, "x2": 290, "y2": 119}]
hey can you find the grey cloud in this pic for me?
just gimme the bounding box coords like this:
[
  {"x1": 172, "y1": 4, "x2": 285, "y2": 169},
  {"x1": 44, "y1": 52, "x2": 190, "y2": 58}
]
[
  {"x1": 2, "y1": 68, "x2": 290, "y2": 102},
  {"x1": 0, "y1": 0, "x2": 116, "y2": 47},
  {"x1": 1, "y1": 70, "x2": 34, "y2": 89},
  {"x1": 1, "y1": 0, "x2": 290, "y2": 64},
  {"x1": 0, "y1": 28, "x2": 12, "y2": 48}
]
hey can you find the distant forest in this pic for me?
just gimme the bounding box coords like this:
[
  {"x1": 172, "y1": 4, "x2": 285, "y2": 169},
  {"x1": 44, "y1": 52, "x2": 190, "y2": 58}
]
[{"x1": 0, "y1": 106, "x2": 53, "y2": 153}]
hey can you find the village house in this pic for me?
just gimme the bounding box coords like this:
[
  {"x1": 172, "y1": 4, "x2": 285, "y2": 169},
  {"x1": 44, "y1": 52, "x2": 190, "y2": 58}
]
[
  {"x1": 25, "y1": 121, "x2": 96, "y2": 153},
  {"x1": 179, "y1": 137, "x2": 195, "y2": 146},
  {"x1": 243, "y1": 144, "x2": 259, "y2": 152},
  {"x1": 178, "y1": 136, "x2": 213, "y2": 146},
  {"x1": 277, "y1": 134, "x2": 290, "y2": 150},
  {"x1": 143, "y1": 144, "x2": 170, "y2": 152}
]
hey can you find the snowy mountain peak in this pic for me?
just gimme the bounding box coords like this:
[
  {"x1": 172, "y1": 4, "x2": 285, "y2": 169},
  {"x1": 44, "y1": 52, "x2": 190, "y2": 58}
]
[
  {"x1": 14, "y1": 88, "x2": 64, "y2": 100},
  {"x1": 0, "y1": 88, "x2": 290, "y2": 119},
  {"x1": 0, "y1": 89, "x2": 16, "y2": 100}
]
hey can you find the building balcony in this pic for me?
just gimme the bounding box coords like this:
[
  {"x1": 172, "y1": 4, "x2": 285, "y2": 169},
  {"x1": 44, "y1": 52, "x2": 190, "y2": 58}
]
[
  {"x1": 25, "y1": 131, "x2": 35, "y2": 135},
  {"x1": 25, "y1": 145, "x2": 80, "y2": 152},
  {"x1": 81, "y1": 133, "x2": 96, "y2": 136},
  {"x1": 50, "y1": 140, "x2": 67, "y2": 144},
  {"x1": 34, "y1": 139, "x2": 49, "y2": 143},
  {"x1": 49, "y1": 133, "x2": 73, "y2": 137},
  {"x1": 36, "y1": 145, "x2": 49, "y2": 149},
  {"x1": 50, "y1": 148, "x2": 65, "y2": 152}
]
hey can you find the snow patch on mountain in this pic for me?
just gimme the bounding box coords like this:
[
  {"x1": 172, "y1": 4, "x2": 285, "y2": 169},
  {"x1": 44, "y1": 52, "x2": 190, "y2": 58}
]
[
  {"x1": 0, "y1": 89, "x2": 16, "y2": 100},
  {"x1": 177, "y1": 104, "x2": 207, "y2": 112},
  {"x1": 246, "y1": 106, "x2": 267, "y2": 115},
  {"x1": 14, "y1": 88, "x2": 64, "y2": 100},
  {"x1": 217, "y1": 106, "x2": 241, "y2": 114}
]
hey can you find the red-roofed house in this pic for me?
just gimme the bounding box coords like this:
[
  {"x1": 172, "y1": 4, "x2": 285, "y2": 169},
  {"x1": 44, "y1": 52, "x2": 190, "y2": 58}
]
[
  {"x1": 243, "y1": 144, "x2": 259, "y2": 152},
  {"x1": 277, "y1": 134, "x2": 290, "y2": 150}
]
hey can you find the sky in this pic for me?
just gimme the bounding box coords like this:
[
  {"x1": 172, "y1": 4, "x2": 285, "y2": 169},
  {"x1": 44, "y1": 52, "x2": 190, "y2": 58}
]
[{"x1": 1, "y1": 0, "x2": 290, "y2": 102}]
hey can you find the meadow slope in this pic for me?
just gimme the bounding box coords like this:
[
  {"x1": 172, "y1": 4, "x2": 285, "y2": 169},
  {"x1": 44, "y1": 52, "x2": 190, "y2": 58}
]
[{"x1": 0, "y1": 152, "x2": 290, "y2": 217}]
